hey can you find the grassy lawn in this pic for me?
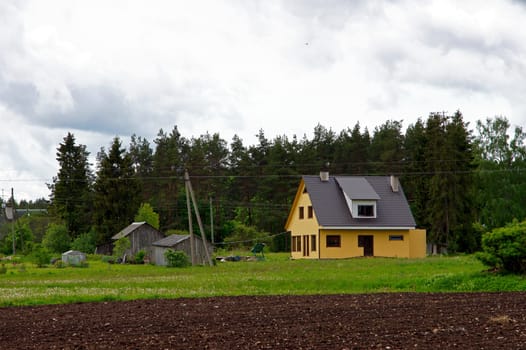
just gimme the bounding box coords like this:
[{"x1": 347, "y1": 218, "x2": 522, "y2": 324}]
[{"x1": 0, "y1": 253, "x2": 525, "y2": 307}]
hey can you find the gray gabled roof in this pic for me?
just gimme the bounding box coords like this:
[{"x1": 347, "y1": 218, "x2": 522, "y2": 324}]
[
  {"x1": 112, "y1": 222, "x2": 148, "y2": 240},
  {"x1": 303, "y1": 175, "x2": 416, "y2": 228},
  {"x1": 152, "y1": 234, "x2": 190, "y2": 247}
]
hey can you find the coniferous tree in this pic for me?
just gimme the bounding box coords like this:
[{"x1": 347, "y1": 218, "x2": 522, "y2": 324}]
[
  {"x1": 129, "y1": 134, "x2": 154, "y2": 202},
  {"x1": 424, "y1": 112, "x2": 449, "y2": 251},
  {"x1": 403, "y1": 118, "x2": 428, "y2": 229},
  {"x1": 370, "y1": 120, "x2": 405, "y2": 175},
  {"x1": 151, "y1": 127, "x2": 188, "y2": 230},
  {"x1": 48, "y1": 132, "x2": 93, "y2": 238},
  {"x1": 444, "y1": 111, "x2": 476, "y2": 251},
  {"x1": 421, "y1": 112, "x2": 475, "y2": 252},
  {"x1": 185, "y1": 132, "x2": 230, "y2": 239},
  {"x1": 93, "y1": 137, "x2": 141, "y2": 245},
  {"x1": 474, "y1": 117, "x2": 526, "y2": 229},
  {"x1": 350, "y1": 123, "x2": 372, "y2": 174}
]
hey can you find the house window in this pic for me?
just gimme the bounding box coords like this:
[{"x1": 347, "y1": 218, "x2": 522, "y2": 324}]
[
  {"x1": 358, "y1": 204, "x2": 375, "y2": 217},
  {"x1": 308, "y1": 206, "x2": 313, "y2": 218},
  {"x1": 389, "y1": 235, "x2": 404, "y2": 241},
  {"x1": 292, "y1": 236, "x2": 301, "y2": 252},
  {"x1": 326, "y1": 235, "x2": 341, "y2": 247},
  {"x1": 299, "y1": 206, "x2": 304, "y2": 219},
  {"x1": 311, "y1": 234, "x2": 317, "y2": 251}
]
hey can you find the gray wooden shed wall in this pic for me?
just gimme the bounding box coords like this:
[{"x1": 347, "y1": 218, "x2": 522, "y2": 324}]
[
  {"x1": 126, "y1": 226, "x2": 165, "y2": 258},
  {"x1": 152, "y1": 237, "x2": 213, "y2": 266}
]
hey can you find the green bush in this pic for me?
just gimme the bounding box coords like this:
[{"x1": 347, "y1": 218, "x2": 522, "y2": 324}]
[
  {"x1": 223, "y1": 221, "x2": 271, "y2": 249},
  {"x1": 113, "y1": 237, "x2": 131, "y2": 260},
  {"x1": 135, "y1": 250, "x2": 146, "y2": 264},
  {"x1": 135, "y1": 203, "x2": 160, "y2": 229},
  {"x1": 101, "y1": 255, "x2": 115, "y2": 264},
  {"x1": 54, "y1": 260, "x2": 66, "y2": 269},
  {"x1": 42, "y1": 224, "x2": 71, "y2": 254},
  {"x1": 71, "y1": 230, "x2": 96, "y2": 254},
  {"x1": 30, "y1": 245, "x2": 51, "y2": 268},
  {"x1": 476, "y1": 220, "x2": 526, "y2": 274},
  {"x1": 164, "y1": 249, "x2": 190, "y2": 268}
]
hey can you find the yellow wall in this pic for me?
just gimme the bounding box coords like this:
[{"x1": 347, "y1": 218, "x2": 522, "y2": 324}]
[
  {"x1": 319, "y1": 229, "x2": 427, "y2": 259},
  {"x1": 287, "y1": 183, "x2": 320, "y2": 259},
  {"x1": 319, "y1": 229, "x2": 362, "y2": 258},
  {"x1": 409, "y1": 229, "x2": 427, "y2": 258}
]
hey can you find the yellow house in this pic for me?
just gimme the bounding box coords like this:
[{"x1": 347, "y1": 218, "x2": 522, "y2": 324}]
[{"x1": 285, "y1": 172, "x2": 426, "y2": 259}]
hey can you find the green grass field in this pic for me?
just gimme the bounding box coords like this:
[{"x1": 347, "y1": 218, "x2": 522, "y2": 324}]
[{"x1": 0, "y1": 253, "x2": 525, "y2": 307}]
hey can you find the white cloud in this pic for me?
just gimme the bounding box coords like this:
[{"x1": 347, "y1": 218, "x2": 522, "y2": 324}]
[{"x1": 1, "y1": 0, "x2": 526, "y2": 200}]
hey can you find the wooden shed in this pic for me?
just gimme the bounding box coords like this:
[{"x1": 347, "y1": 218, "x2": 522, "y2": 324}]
[
  {"x1": 151, "y1": 234, "x2": 214, "y2": 266},
  {"x1": 112, "y1": 222, "x2": 165, "y2": 259}
]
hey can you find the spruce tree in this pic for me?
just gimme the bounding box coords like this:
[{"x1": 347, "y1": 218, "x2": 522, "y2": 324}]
[
  {"x1": 403, "y1": 118, "x2": 428, "y2": 229},
  {"x1": 424, "y1": 113, "x2": 449, "y2": 252},
  {"x1": 93, "y1": 137, "x2": 141, "y2": 246},
  {"x1": 445, "y1": 111, "x2": 476, "y2": 251},
  {"x1": 48, "y1": 132, "x2": 93, "y2": 238},
  {"x1": 369, "y1": 120, "x2": 405, "y2": 175}
]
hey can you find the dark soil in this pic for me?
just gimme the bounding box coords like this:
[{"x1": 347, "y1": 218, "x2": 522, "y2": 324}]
[{"x1": 1, "y1": 292, "x2": 525, "y2": 349}]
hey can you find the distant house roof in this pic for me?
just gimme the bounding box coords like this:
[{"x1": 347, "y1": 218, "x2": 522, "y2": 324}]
[
  {"x1": 112, "y1": 222, "x2": 154, "y2": 240},
  {"x1": 301, "y1": 175, "x2": 416, "y2": 228},
  {"x1": 152, "y1": 234, "x2": 190, "y2": 247}
]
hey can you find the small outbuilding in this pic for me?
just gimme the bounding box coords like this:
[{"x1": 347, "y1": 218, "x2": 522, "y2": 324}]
[
  {"x1": 112, "y1": 222, "x2": 165, "y2": 259},
  {"x1": 61, "y1": 250, "x2": 86, "y2": 265},
  {"x1": 151, "y1": 234, "x2": 214, "y2": 266}
]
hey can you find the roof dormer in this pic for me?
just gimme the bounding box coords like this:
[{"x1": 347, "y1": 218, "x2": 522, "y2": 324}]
[{"x1": 335, "y1": 177, "x2": 380, "y2": 219}]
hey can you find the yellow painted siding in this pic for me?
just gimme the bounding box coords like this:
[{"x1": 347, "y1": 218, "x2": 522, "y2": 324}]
[
  {"x1": 287, "y1": 183, "x2": 320, "y2": 259},
  {"x1": 320, "y1": 229, "x2": 362, "y2": 258},
  {"x1": 409, "y1": 229, "x2": 427, "y2": 258},
  {"x1": 319, "y1": 229, "x2": 426, "y2": 259}
]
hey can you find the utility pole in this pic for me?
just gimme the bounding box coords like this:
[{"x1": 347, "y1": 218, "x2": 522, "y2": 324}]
[
  {"x1": 184, "y1": 170, "x2": 213, "y2": 266},
  {"x1": 4, "y1": 188, "x2": 16, "y2": 256},
  {"x1": 184, "y1": 170, "x2": 197, "y2": 266},
  {"x1": 11, "y1": 188, "x2": 15, "y2": 256},
  {"x1": 209, "y1": 196, "x2": 214, "y2": 244}
]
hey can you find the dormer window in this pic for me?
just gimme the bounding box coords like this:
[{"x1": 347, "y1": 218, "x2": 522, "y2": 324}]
[
  {"x1": 358, "y1": 204, "x2": 374, "y2": 217},
  {"x1": 352, "y1": 200, "x2": 377, "y2": 218},
  {"x1": 334, "y1": 177, "x2": 380, "y2": 219}
]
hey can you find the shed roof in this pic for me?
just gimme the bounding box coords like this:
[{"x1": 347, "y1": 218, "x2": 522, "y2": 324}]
[
  {"x1": 112, "y1": 222, "x2": 151, "y2": 240},
  {"x1": 301, "y1": 175, "x2": 416, "y2": 228},
  {"x1": 152, "y1": 234, "x2": 191, "y2": 247}
]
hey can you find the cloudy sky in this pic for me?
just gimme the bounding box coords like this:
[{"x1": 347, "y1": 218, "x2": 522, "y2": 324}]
[{"x1": 1, "y1": 0, "x2": 526, "y2": 201}]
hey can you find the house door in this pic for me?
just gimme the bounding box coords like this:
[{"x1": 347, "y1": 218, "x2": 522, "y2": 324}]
[
  {"x1": 358, "y1": 235, "x2": 374, "y2": 256},
  {"x1": 303, "y1": 235, "x2": 310, "y2": 257}
]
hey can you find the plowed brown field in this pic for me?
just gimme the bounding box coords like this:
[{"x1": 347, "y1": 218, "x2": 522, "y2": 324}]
[{"x1": 1, "y1": 292, "x2": 525, "y2": 349}]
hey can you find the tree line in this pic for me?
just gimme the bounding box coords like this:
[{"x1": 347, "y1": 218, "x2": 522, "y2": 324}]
[{"x1": 2, "y1": 111, "x2": 526, "y2": 254}]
